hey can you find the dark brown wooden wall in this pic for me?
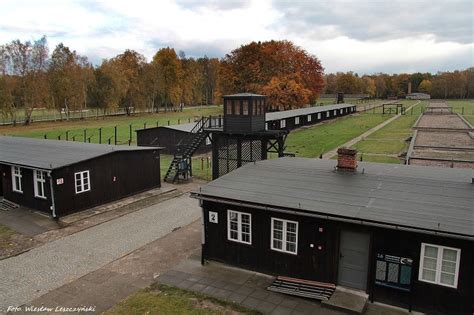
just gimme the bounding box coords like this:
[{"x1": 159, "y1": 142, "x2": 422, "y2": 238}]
[
  {"x1": 202, "y1": 200, "x2": 473, "y2": 314},
  {"x1": 137, "y1": 127, "x2": 211, "y2": 155},
  {"x1": 52, "y1": 150, "x2": 161, "y2": 216},
  {"x1": 0, "y1": 164, "x2": 52, "y2": 213}
]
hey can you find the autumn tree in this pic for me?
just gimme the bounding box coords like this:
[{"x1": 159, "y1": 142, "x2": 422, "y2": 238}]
[
  {"x1": 263, "y1": 74, "x2": 312, "y2": 110},
  {"x1": 152, "y1": 47, "x2": 183, "y2": 111},
  {"x1": 418, "y1": 79, "x2": 432, "y2": 94},
  {"x1": 221, "y1": 40, "x2": 324, "y2": 109}
]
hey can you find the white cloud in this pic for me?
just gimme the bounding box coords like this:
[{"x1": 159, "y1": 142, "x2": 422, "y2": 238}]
[{"x1": 0, "y1": 0, "x2": 472, "y2": 73}]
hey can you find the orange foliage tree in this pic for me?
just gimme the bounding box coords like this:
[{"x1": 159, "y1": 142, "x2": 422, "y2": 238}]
[{"x1": 220, "y1": 40, "x2": 324, "y2": 109}]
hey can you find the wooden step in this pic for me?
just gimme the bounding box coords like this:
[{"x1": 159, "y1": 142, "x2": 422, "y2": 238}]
[{"x1": 267, "y1": 276, "x2": 336, "y2": 301}]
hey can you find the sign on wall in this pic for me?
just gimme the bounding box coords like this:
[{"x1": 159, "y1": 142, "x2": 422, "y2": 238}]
[
  {"x1": 209, "y1": 211, "x2": 218, "y2": 223},
  {"x1": 375, "y1": 253, "x2": 413, "y2": 292},
  {"x1": 56, "y1": 178, "x2": 64, "y2": 185}
]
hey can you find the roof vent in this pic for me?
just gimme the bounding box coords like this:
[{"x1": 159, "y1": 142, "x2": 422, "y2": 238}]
[{"x1": 337, "y1": 147, "x2": 358, "y2": 172}]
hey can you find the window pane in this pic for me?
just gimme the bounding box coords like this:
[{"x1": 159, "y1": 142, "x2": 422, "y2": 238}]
[
  {"x1": 230, "y1": 221, "x2": 238, "y2": 231},
  {"x1": 424, "y1": 246, "x2": 438, "y2": 258},
  {"x1": 287, "y1": 222, "x2": 296, "y2": 233},
  {"x1": 273, "y1": 239, "x2": 282, "y2": 250},
  {"x1": 230, "y1": 230, "x2": 238, "y2": 240},
  {"x1": 441, "y1": 261, "x2": 456, "y2": 274},
  {"x1": 422, "y1": 269, "x2": 436, "y2": 282},
  {"x1": 75, "y1": 173, "x2": 81, "y2": 181},
  {"x1": 242, "y1": 101, "x2": 248, "y2": 115},
  {"x1": 273, "y1": 230, "x2": 282, "y2": 241},
  {"x1": 442, "y1": 249, "x2": 457, "y2": 262},
  {"x1": 423, "y1": 257, "x2": 437, "y2": 270},
  {"x1": 242, "y1": 224, "x2": 250, "y2": 234},
  {"x1": 242, "y1": 233, "x2": 250, "y2": 243},
  {"x1": 241, "y1": 214, "x2": 250, "y2": 224},
  {"x1": 287, "y1": 232, "x2": 296, "y2": 243},
  {"x1": 273, "y1": 220, "x2": 283, "y2": 231},
  {"x1": 440, "y1": 273, "x2": 455, "y2": 286},
  {"x1": 286, "y1": 242, "x2": 296, "y2": 253},
  {"x1": 229, "y1": 212, "x2": 238, "y2": 222}
]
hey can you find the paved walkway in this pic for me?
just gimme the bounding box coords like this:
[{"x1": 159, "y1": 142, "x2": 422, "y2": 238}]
[
  {"x1": 0, "y1": 193, "x2": 201, "y2": 310},
  {"x1": 158, "y1": 254, "x2": 416, "y2": 315},
  {"x1": 323, "y1": 101, "x2": 420, "y2": 159}
]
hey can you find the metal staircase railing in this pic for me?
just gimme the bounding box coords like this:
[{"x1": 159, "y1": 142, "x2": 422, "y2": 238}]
[{"x1": 164, "y1": 116, "x2": 221, "y2": 183}]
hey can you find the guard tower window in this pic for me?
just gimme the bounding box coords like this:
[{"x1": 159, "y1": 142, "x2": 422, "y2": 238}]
[
  {"x1": 233, "y1": 100, "x2": 241, "y2": 115},
  {"x1": 242, "y1": 100, "x2": 249, "y2": 115},
  {"x1": 226, "y1": 100, "x2": 232, "y2": 115}
]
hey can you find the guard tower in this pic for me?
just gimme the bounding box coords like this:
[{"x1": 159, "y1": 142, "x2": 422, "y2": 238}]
[{"x1": 210, "y1": 93, "x2": 289, "y2": 180}]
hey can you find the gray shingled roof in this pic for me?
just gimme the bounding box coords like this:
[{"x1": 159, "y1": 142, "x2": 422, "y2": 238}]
[
  {"x1": 195, "y1": 158, "x2": 474, "y2": 239},
  {"x1": 163, "y1": 123, "x2": 196, "y2": 132},
  {"x1": 266, "y1": 104, "x2": 354, "y2": 121},
  {"x1": 0, "y1": 136, "x2": 161, "y2": 170},
  {"x1": 224, "y1": 93, "x2": 265, "y2": 97}
]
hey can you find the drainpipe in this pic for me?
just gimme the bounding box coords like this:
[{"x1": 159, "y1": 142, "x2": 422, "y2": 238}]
[
  {"x1": 200, "y1": 198, "x2": 205, "y2": 265},
  {"x1": 48, "y1": 171, "x2": 57, "y2": 220}
]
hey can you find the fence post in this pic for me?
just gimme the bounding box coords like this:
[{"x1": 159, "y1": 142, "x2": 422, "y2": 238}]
[
  {"x1": 99, "y1": 128, "x2": 102, "y2": 144},
  {"x1": 167, "y1": 120, "x2": 170, "y2": 126},
  {"x1": 129, "y1": 124, "x2": 132, "y2": 143},
  {"x1": 66, "y1": 131, "x2": 69, "y2": 141},
  {"x1": 44, "y1": 134, "x2": 47, "y2": 139},
  {"x1": 144, "y1": 122, "x2": 147, "y2": 129},
  {"x1": 178, "y1": 119, "x2": 180, "y2": 125},
  {"x1": 72, "y1": 135, "x2": 76, "y2": 141},
  {"x1": 114, "y1": 126, "x2": 117, "y2": 145},
  {"x1": 58, "y1": 135, "x2": 61, "y2": 140},
  {"x1": 462, "y1": 107, "x2": 464, "y2": 115},
  {"x1": 156, "y1": 121, "x2": 159, "y2": 127},
  {"x1": 188, "y1": 118, "x2": 190, "y2": 123},
  {"x1": 83, "y1": 129, "x2": 87, "y2": 142}
]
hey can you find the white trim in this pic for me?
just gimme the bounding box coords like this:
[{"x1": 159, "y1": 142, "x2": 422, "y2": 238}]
[
  {"x1": 270, "y1": 217, "x2": 298, "y2": 255},
  {"x1": 317, "y1": 113, "x2": 321, "y2": 120},
  {"x1": 418, "y1": 242, "x2": 461, "y2": 288},
  {"x1": 33, "y1": 170, "x2": 47, "y2": 199},
  {"x1": 307, "y1": 115, "x2": 312, "y2": 122},
  {"x1": 227, "y1": 210, "x2": 252, "y2": 245},
  {"x1": 280, "y1": 119, "x2": 286, "y2": 129},
  {"x1": 74, "y1": 170, "x2": 91, "y2": 194},
  {"x1": 295, "y1": 117, "x2": 300, "y2": 125},
  {"x1": 11, "y1": 166, "x2": 22, "y2": 193}
]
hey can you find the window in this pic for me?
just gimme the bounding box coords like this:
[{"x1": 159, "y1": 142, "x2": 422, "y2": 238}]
[
  {"x1": 242, "y1": 100, "x2": 249, "y2": 115},
  {"x1": 34, "y1": 170, "x2": 47, "y2": 199},
  {"x1": 226, "y1": 100, "x2": 232, "y2": 115},
  {"x1": 75, "y1": 171, "x2": 90, "y2": 194},
  {"x1": 419, "y1": 243, "x2": 461, "y2": 288},
  {"x1": 11, "y1": 166, "x2": 22, "y2": 193},
  {"x1": 333, "y1": 110, "x2": 337, "y2": 115},
  {"x1": 326, "y1": 111, "x2": 330, "y2": 117},
  {"x1": 317, "y1": 113, "x2": 321, "y2": 120},
  {"x1": 271, "y1": 218, "x2": 298, "y2": 254},
  {"x1": 280, "y1": 119, "x2": 286, "y2": 129},
  {"x1": 295, "y1": 117, "x2": 300, "y2": 125},
  {"x1": 340, "y1": 109, "x2": 343, "y2": 114},
  {"x1": 205, "y1": 134, "x2": 212, "y2": 145},
  {"x1": 227, "y1": 210, "x2": 251, "y2": 244},
  {"x1": 307, "y1": 115, "x2": 312, "y2": 122},
  {"x1": 233, "y1": 100, "x2": 241, "y2": 115}
]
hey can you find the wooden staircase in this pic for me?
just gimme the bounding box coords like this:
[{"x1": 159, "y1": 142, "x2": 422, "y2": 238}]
[
  {"x1": 267, "y1": 276, "x2": 336, "y2": 301},
  {"x1": 164, "y1": 117, "x2": 212, "y2": 183}
]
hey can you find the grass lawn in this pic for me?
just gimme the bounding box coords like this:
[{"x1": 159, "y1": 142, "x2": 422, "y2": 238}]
[
  {"x1": 351, "y1": 101, "x2": 427, "y2": 163},
  {"x1": 0, "y1": 106, "x2": 223, "y2": 145},
  {"x1": 447, "y1": 100, "x2": 474, "y2": 124},
  {"x1": 105, "y1": 283, "x2": 260, "y2": 315},
  {"x1": 161, "y1": 154, "x2": 213, "y2": 181},
  {"x1": 0, "y1": 224, "x2": 15, "y2": 249},
  {"x1": 284, "y1": 100, "x2": 418, "y2": 158}
]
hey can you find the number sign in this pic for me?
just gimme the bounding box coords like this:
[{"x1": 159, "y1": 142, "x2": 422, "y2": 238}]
[{"x1": 209, "y1": 211, "x2": 218, "y2": 223}]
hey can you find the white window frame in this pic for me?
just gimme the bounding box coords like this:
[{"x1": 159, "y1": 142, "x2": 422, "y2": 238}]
[
  {"x1": 340, "y1": 109, "x2": 343, "y2": 114},
  {"x1": 333, "y1": 110, "x2": 337, "y2": 115},
  {"x1": 418, "y1": 243, "x2": 461, "y2": 288},
  {"x1": 33, "y1": 170, "x2": 47, "y2": 199},
  {"x1": 11, "y1": 166, "x2": 22, "y2": 193},
  {"x1": 326, "y1": 111, "x2": 330, "y2": 117},
  {"x1": 307, "y1": 115, "x2": 312, "y2": 122},
  {"x1": 75, "y1": 170, "x2": 91, "y2": 194},
  {"x1": 227, "y1": 210, "x2": 252, "y2": 245},
  {"x1": 280, "y1": 119, "x2": 286, "y2": 129},
  {"x1": 317, "y1": 113, "x2": 321, "y2": 120},
  {"x1": 295, "y1": 117, "x2": 300, "y2": 125},
  {"x1": 271, "y1": 218, "x2": 298, "y2": 255}
]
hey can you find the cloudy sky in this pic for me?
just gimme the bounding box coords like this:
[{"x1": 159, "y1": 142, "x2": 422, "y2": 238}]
[{"x1": 0, "y1": 0, "x2": 472, "y2": 74}]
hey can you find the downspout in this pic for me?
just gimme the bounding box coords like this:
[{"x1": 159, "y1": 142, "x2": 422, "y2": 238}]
[
  {"x1": 200, "y1": 197, "x2": 205, "y2": 265},
  {"x1": 48, "y1": 171, "x2": 57, "y2": 220}
]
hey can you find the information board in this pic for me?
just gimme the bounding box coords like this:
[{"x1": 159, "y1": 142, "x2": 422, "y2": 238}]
[{"x1": 375, "y1": 253, "x2": 413, "y2": 292}]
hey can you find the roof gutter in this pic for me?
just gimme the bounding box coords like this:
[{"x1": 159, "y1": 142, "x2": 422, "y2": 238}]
[{"x1": 191, "y1": 193, "x2": 474, "y2": 242}]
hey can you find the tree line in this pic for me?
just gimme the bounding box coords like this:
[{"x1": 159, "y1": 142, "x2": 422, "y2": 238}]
[
  {"x1": 323, "y1": 69, "x2": 474, "y2": 99},
  {"x1": 0, "y1": 36, "x2": 472, "y2": 125}
]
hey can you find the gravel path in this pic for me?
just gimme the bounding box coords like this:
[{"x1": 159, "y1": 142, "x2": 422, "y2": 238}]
[{"x1": 0, "y1": 194, "x2": 201, "y2": 310}]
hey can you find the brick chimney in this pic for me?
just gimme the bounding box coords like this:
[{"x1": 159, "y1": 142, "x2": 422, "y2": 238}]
[{"x1": 337, "y1": 147, "x2": 358, "y2": 171}]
